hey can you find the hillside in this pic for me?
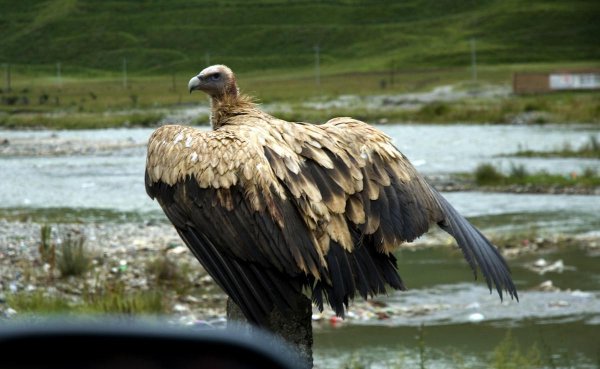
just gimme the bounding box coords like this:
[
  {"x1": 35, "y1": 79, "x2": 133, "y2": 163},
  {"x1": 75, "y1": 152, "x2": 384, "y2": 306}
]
[{"x1": 1, "y1": 0, "x2": 599, "y2": 75}]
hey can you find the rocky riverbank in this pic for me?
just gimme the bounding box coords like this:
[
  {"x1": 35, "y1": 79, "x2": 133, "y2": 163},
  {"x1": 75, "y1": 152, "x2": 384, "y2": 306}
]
[
  {"x1": 0, "y1": 134, "x2": 145, "y2": 157},
  {"x1": 1, "y1": 218, "x2": 598, "y2": 325}
]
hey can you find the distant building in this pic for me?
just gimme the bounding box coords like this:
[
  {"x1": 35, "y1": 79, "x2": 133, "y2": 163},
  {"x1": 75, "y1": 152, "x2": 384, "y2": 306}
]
[{"x1": 513, "y1": 70, "x2": 600, "y2": 94}]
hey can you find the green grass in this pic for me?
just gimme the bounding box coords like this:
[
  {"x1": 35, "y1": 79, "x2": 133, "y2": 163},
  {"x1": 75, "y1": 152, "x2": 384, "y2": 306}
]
[
  {"x1": 1, "y1": 1, "x2": 598, "y2": 128},
  {"x1": 1, "y1": 1, "x2": 598, "y2": 74},
  {"x1": 473, "y1": 163, "x2": 600, "y2": 188},
  {"x1": 0, "y1": 110, "x2": 165, "y2": 129},
  {"x1": 38, "y1": 224, "x2": 56, "y2": 268},
  {"x1": 492, "y1": 331, "x2": 542, "y2": 369},
  {"x1": 512, "y1": 135, "x2": 600, "y2": 158},
  {"x1": 6, "y1": 286, "x2": 168, "y2": 316},
  {"x1": 57, "y1": 231, "x2": 93, "y2": 277},
  {"x1": 1, "y1": 64, "x2": 599, "y2": 128},
  {"x1": 81, "y1": 282, "x2": 167, "y2": 315},
  {"x1": 6, "y1": 291, "x2": 73, "y2": 314},
  {"x1": 146, "y1": 254, "x2": 195, "y2": 296}
]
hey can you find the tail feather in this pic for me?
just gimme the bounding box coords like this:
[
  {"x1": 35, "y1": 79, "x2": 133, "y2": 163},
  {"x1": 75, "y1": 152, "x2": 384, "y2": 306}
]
[{"x1": 432, "y1": 188, "x2": 518, "y2": 301}]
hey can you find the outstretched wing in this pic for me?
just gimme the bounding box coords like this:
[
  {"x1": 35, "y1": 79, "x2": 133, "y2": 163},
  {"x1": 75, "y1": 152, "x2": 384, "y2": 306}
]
[
  {"x1": 145, "y1": 125, "x2": 326, "y2": 324},
  {"x1": 146, "y1": 118, "x2": 518, "y2": 324},
  {"x1": 258, "y1": 116, "x2": 518, "y2": 313}
]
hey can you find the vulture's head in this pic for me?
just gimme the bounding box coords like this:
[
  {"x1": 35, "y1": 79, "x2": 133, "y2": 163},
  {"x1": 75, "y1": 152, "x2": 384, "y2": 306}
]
[{"x1": 188, "y1": 65, "x2": 238, "y2": 98}]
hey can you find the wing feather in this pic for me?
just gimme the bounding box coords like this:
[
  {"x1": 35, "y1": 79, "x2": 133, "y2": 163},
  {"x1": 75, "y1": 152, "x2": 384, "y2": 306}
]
[{"x1": 146, "y1": 115, "x2": 517, "y2": 324}]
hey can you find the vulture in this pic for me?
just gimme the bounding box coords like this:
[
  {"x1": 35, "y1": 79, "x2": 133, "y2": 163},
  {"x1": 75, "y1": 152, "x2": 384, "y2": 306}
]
[{"x1": 145, "y1": 65, "x2": 518, "y2": 327}]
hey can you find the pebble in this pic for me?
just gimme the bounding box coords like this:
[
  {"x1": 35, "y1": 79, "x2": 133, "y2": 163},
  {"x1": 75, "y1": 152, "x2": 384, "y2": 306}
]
[{"x1": 1, "y1": 216, "x2": 599, "y2": 325}]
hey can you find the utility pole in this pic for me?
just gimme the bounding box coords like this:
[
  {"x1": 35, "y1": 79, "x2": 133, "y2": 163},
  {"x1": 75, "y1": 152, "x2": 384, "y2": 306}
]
[
  {"x1": 56, "y1": 62, "x2": 62, "y2": 89},
  {"x1": 470, "y1": 38, "x2": 477, "y2": 83},
  {"x1": 4, "y1": 63, "x2": 11, "y2": 92},
  {"x1": 314, "y1": 44, "x2": 320, "y2": 88},
  {"x1": 390, "y1": 59, "x2": 396, "y2": 87},
  {"x1": 123, "y1": 57, "x2": 128, "y2": 89}
]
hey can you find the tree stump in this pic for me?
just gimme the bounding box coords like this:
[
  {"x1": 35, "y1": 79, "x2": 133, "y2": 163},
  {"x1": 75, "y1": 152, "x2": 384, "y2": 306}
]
[{"x1": 226, "y1": 296, "x2": 313, "y2": 369}]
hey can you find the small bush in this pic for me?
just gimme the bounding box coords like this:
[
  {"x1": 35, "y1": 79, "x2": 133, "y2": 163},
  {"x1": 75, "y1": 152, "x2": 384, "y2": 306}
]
[
  {"x1": 146, "y1": 254, "x2": 193, "y2": 296},
  {"x1": 582, "y1": 166, "x2": 597, "y2": 178},
  {"x1": 509, "y1": 163, "x2": 528, "y2": 179},
  {"x1": 583, "y1": 135, "x2": 599, "y2": 153},
  {"x1": 57, "y1": 231, "x2": 92, "y2": 277},
  {"x1": 38, "y1": 224, "x2": 56, "y2": 269},
  {"x1": 475, "y1": 163, "x2": 505, "y2": 185},
  {"x1": 419, "y1": 102, "x2": 451, "y2": 118}
]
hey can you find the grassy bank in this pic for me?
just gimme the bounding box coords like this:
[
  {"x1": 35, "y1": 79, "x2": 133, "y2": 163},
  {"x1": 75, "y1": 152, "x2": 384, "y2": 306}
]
[
  {"x1": 510, "y1": 135, "x2": 600, "y2": 159},
  {"x1": 1, "y1": 62, "x2": 599, "y2": 129},
  {"x1": 473, "y1": 163, "x2": 600, "y2": 189},
  {"x1": 1, "y1": 1, "x2": 598, "y2": 73},
  {"x1": 0, "y1": 111, "x2": 165, "y2": 129},
  {"x1": 1, "y1": 0, "x2": 598, "y2": 128},
  {"x1": 4, "y1": 224, "x2": 215, "y2": 317}
]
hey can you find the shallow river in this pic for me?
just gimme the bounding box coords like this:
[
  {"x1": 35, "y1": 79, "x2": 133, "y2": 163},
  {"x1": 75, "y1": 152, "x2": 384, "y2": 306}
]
[{"x1": 0, "y1": 123, "x2": 599, "y2": 368}]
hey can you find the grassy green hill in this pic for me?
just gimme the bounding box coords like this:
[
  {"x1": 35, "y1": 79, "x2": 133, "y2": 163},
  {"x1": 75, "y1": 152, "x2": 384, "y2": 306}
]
[{"x1": 1, "y1": 0, "x2": 599, "y2": 75}]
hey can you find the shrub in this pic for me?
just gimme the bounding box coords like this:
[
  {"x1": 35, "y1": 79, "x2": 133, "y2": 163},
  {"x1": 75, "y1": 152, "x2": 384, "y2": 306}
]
[
  {"x1": 57, "y1": 231, "x2": 92, "y2": 277},
  {"x1": 508, "y1": 163, "x2": 528, "y2": 179},
  {"x1": 146, "y1": 254, "x2": 193, "y2": 296},
  {"x1": 38, "y1": 224, "x2": 56, "y2": 269},
  {"x1": 475, "y1": 163, "x2": 505, "y2": 185}
]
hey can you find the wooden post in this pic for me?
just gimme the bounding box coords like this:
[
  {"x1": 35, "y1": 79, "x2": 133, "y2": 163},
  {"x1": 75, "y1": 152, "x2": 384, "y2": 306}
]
[
  {"x1": 123, "y1": 58, "x2": 128, "y2": 89},
  {"x1": 226, "y1": 296, "x2": 314, "y2": 369},
  {"x1": 4, "y1": 63, "x2": 11, "y2": 92}
]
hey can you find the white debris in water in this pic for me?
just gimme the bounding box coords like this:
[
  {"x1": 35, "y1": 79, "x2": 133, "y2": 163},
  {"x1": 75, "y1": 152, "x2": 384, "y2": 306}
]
[
  {"x1": 571, "y1": 290, "x2": 593, "y2": 298},
  {"x1": 527, "y1": 259, "x2": 566, "y2": 275},
  {"x1": 468, "y1": 313, "x2": 485, "y2": 322}
]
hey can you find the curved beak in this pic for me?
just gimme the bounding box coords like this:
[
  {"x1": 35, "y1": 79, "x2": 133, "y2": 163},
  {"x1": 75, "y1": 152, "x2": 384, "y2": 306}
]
[{"x1": 188, "y1": 75, "x2": 201, "y2": 94}]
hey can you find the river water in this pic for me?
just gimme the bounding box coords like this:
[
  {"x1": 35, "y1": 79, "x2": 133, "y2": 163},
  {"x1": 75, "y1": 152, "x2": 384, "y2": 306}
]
[{"x1": 0, "y1": 123, "x2": 599, "y2": 368}]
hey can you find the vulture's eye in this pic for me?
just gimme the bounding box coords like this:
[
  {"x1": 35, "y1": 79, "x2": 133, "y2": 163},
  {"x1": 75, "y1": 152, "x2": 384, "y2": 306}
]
[{"x1": 210, "y1": 73, "x2": 221, "y2": 81}]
